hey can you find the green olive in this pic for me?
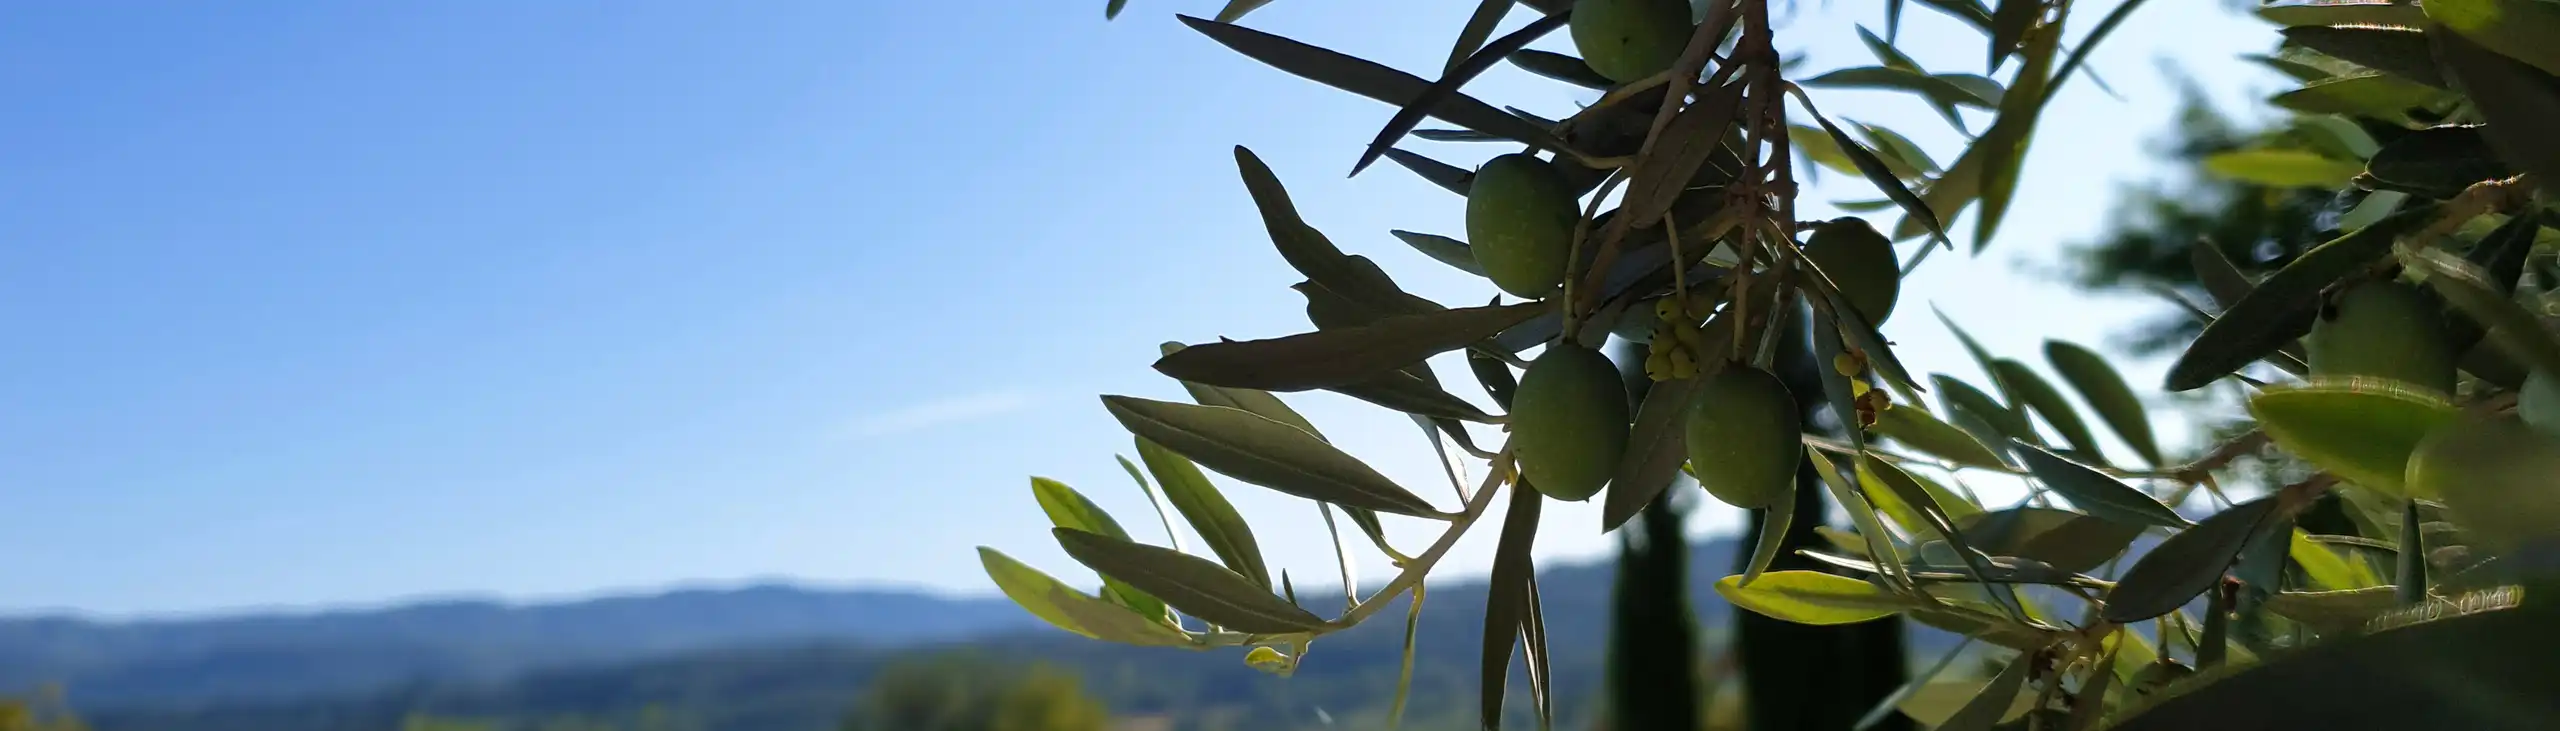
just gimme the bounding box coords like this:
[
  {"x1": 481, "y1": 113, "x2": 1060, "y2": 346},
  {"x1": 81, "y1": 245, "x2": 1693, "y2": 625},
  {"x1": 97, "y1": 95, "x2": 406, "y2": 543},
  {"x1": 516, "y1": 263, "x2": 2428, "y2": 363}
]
[
  {"x1": 1802, "y1": 217, "x2": 1901, "y2": 326},
  {"x1": 2407, "y1": 415, "x2": 2560, "y2": 554},
  {"x1": 1684, "y1": 364, "x2": 1801, "y2": 509},
  {"x1": 1568, "y1": 0, "x2": 1694, "y2": 84},
  {"x1": 2306, "y1": 281, "x2": 2455, "y2": 394},
  {"x1": 1511, "y1": 344, "x2": 1632, "y2": 501},
  {"x1": 1466, "y1": 153, "x2": 1580, "y2": 299}
]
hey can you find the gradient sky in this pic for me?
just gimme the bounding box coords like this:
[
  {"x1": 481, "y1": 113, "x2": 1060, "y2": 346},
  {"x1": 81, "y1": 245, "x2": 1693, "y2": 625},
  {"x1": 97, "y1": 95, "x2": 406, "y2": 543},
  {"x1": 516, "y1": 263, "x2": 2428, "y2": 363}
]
[{"x1": 0, "y1": 1, "x2": 2282, "y2": 616}]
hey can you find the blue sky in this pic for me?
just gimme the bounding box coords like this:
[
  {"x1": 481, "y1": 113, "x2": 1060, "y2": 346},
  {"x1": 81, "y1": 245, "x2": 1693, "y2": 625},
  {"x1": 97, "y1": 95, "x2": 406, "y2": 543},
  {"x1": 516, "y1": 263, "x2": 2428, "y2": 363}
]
[{"x1": 1, "y1": 1, "x2": 2280, "y2": 616}]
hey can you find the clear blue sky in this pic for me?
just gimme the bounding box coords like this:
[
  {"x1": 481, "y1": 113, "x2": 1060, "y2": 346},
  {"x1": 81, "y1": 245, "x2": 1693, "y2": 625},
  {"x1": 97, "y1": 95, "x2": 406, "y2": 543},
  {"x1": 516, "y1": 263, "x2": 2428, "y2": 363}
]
[{"x1": 1, "y1": 1, "x2": 2279, "y2": 616}]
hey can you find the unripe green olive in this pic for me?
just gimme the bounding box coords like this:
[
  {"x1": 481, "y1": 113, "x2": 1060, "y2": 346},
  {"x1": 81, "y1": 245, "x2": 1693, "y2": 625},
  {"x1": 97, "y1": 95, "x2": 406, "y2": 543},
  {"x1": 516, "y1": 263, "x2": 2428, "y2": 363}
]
[
  {"x1": 1685, "y1": 364, "x2": 1801, "y2": 509},
  {"x1": 1466, "y1": 153, "x2": 1580, "y2": 299},
  {"x1": 2407, "y1": 415, "x2": 2560, "y2": 554},
  {"x1": 1568, "y1": 0, "x2": 1694, "y2": 84},
  {"x1": 2306, "y1": 281, "x2": 2456, "y2": 394},
  {"x1": 1511, "y1": 344, "x2": 1632, "y2": 501},
  {"x1": 1802, "y1": 217, "x2": 1901, "y2": 326}
]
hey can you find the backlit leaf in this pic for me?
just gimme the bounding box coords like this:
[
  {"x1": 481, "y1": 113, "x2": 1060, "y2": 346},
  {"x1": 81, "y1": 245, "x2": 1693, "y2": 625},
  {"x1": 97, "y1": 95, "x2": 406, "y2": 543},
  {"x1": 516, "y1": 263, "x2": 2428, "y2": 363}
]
[
  {"x1": 2271, "y1": 73, "x2": 2450, "y2": 117},
  {"x1": 2203, "y1": 149, "x2": 2365, "y2": 188},
  {"x1": 1389, "y1": 230, "x2": 1486, "y2": 275},
  {"x1": 1507, "y1": 49, "x2": 1613, "y2": 90},
  {"x1": 2249, "y1": 379, "x2": 2458, "y2": 496},
  {"x1": 2103, "y1": 497, "x2": 2279, "y2": 622},
  {"x1": 1032, "y1": 477, "x2": 1166, "y2": 619},
  {"x1": 1715, "y1": 571, "x2": 1917, "y2": 625},
  {"x1": 2432, "y1": 19, "x2": 2560, "y2": 193},
  {"x1": 2258, "y1": 0, "x2": 2427, "y2": 26},
  {"x1": 1182, "y1": 18, "x2": 1566, "y2": 155},
  {"x1": 2044, "y1": 340, "x2": 2164, "y2": 465},
  {"x1": 1993, "y1": 359, "x2": 2105, "y2": 462},
  {"x1": 1935, "y1": 650, "x2": 2036, "y2": 731},
  {"x1": 2281, "y1": 26, "x2": 2445, "y2": 88},
  {"x1": 1482, "y1": 484, "x2": 1541, "y2": 730},
  {"x1": 979, "y1": 547, "x2": 1191, "y2": 646},
  {"x1": 2405, "y1": 244, "x2": 2560, "y2": 377},
  {"x1": 1604, "y1": 375, "x2": 1701, "y2": 531},
  {"x1": 1154, "y1": 303, "x2": 1542, "y2": 391},
  {"x1": 1102, "y1": 396, "x2": 1439, "y2": 516},
  {"x1": 1136, "y1": 437, "x2": 1271, "y2": 590},
  {"x1": 1741, "y1": 490, "x2": 1798, "y2": 586},
  {"x1": 2427, "y1": 0, "x2": 2560, "y2": 76},
  {"x1": 2012, "y1": 442, "x2": 2189, "y2": 528},
  {"x1": 1354, "y1": 8, "x2": 1572, "y2": 175},
  {"x1": 2265, "y1": 586, "x2": 2401, "y2": 634},
  {"x1": 1053, "y1": 528, "x2": 1326, "y2": 634},
  {"x1": 1873, "y1": 405, "x2": 2008, "y2": 469},
  {"x1": 1957, "y1": 507, "x2": 2144, "y2": 574}
]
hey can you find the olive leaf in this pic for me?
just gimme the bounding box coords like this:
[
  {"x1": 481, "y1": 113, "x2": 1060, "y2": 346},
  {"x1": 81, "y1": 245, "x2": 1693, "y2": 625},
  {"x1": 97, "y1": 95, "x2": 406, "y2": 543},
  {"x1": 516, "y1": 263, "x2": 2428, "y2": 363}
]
[
  {"x1": 1739, "y1": 492, "x2": 1798, "y2": 587},
  {"x1": 1986, "y1": 0, "x2": 2038, "y2": 71},
  {"x1": 1938, "y1": 649, "x2": 2036, "y2": 731},
  {"x1": 1810, "y1": 448, "x2": 1909, "y2": 586},
  {"x1": 1181, "y1": 17, "x2": 1566, "y2": 156},
  {"x1": 1329, "y1": 367, "x2": 1501, "y2": 423},
  {"x1": 1032, "y1": 477, "x2": 1168, "y2": 620},
  {"x1": 2271, "y1": 73, "x2": 2450, "y2": 117},
  {"x1": 1603, "y1": 375, "x2": 1702, "y2": 531},
  {"x1": 2281, "y1": 26, "x2": 2445, "y2": 89},
  {"x1": 1936, "y1": 375, "x2": 2037, "y2": 449},
  {"x1": 2258, "y1": 0, "x2": 2427, "y2": 27},
  {"x1": 1134, "y1": 437, "x2": 1270, "y2": 590},
  {"x1": 2203, "y1": 148, "x2": 2365, "y2": 188},
  {"x1": 2427, "y1": 0, "x2": 2560, "y2": 76},
  {"x1": 1382, "y1": 148, "x2": 1473, "y2": 195},
  {"x1": 2248, "y1": 379, "x2": 2457, "y2": 497},
  {"x1": 2011, "y1": 442, "x2": 2190, "y2": 528},
  {"x1": 1993, "y1": 359, "x2": 2105, "y2": 462},
  {"x1": 1872, "y1": 405, "x2": 2009, "y2": 469},
  {"x1": 2432, "y1": 17, "x2": 2560, "y2": 193},
  {"x1": 1212, "y1": 0, "x2": 1276, "y2": 23},
  {"x1": 2403, "y1": 247, "x2": 2560, "y2": 378},
  {"x1": 1714, "y1": 571, "x2": 1919, "y2": 625},
  {"x1": 1804, "y1": 66, "x2": 2002, "y2": 109},
  {"x1": 2106, "y1": 585, "x2": 2558, "y2": 731},
  {"x1": 1389, "y1": 230, "x2": 1486, "y2": 275},
  {"x1": 1958, "y1": 507, "x2": 2144, "y2": 574},
  {"x1": 1353, "y1": 7, "x2": 1571, "y2": 175},
  {"x1": 1232, "y1": 147, "x2": 1444, "y2": 318},
  {"x1": 2165, "y1": 203, "x2": 2439, "y2": 391},
  {"x1": 2265, "y1": 586, "x2": 2402, "y2": 634},
  {"x1": 1443, "y1": 0, "x2": 1510, "y2": 73},
  {"x1": 978, "y1": 547, "x2": 1191, "y2": 647},
  {"x1": 2102, "y1": 497, "x2": 2279, "y2": 622},
  {"x1": 1507, "y1": 49, "x2": 1613, "y2": 90},
  {"x1": 1159, "y1": 342, "x2": 1325, "y2": 438},
  {"x1": 1972, "y1": 18, "x2": 2059, "y2": 248},
  {"x1": 1795, "y1": 92, "x2": 1952, "y2": 249},
  {"x1": 1052, "y1": 528, "x2": 1326, "y2": 634},
  {"x1": 1622, "y1": 75, "x2": 1750, "y2": 228},
  {"x1": 1153, "y1": 303, "x2": 1542, "y2": 391},
  {"x1": 1117, "y1": 454, "x2": 1189, "y2": 551},
  {"x1": 1810, "y1": 306, "x2": 1868, "y2": 451},
  {"x1": 2188, "y1": 239, "x2": 2256, "y2": 310},
  {"x1": 2044, "y1": 340, "x2": 2164, "y2": 466},
  {"x1": 1102, "y1": 396, "x2": 1440, "y2": 517},
  {"x1": 1481, "y1": 483, "x2": 1541, "y2": 731}
]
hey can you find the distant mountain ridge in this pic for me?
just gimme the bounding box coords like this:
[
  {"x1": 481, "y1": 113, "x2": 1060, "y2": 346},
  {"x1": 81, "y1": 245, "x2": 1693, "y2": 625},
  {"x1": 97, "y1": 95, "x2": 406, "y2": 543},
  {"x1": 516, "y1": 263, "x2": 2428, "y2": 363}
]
[{"x1": 0, "y1": 583, "x2": 1038, "y2": 709}]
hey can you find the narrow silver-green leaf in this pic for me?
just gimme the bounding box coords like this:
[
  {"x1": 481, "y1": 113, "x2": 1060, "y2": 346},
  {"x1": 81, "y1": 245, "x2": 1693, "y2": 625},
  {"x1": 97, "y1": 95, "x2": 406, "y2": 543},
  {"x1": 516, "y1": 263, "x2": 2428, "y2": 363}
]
[
  {"x1": 1354, "y1": 7, "x2": 1571, "y2": 175},
  {"x1": 1796, "y1": 94, "x2": 1952, "y2": 248},
  {"x1": 1741, "y1": 492, "x2": 1797, "y2": 586},
  {"x1": 979, "y1": 547, "x2": 1191, "y2": 646},
  {"x1": 1937, "y1": 375, "x2": 2037, "y2": 448},
  {"x1": 1136, "y1": 437, "x2": 1270, "y2": 590},
  {"x1": 2011, "y1": 442, "x2": 2189, "y2": 528},
  {"x1": 1957, "y1": 507, "x2": 2143, "y2": 574},
  {"x1": 1390, "y1": 230, "x2": 1486, "y2": 275},
  {"x1": 1117, "y1": 454, "x2": 1188, "y2": 552},
  {"x1": 1330, "y1": 367, "x2": 1501, "y2": 423},
  {"x1": 1873, "y1": 404, "x2": 2008, "y2": 469},
  {"x1": 1389, "y1": 581, "x2": 1425, "y2": 729},
  {"x1": 1383, "y1": 148, "x2": 1473, "y2": 195},
  {"x1": 1102, "y1": 396, "x2": 1439, "y2": 516},
  {"x1": 1053, "y1": 527, "x2": 1325, "y2": 634},
  {"x1": 2044, "y1": 340, "x2": 2163, "y2": 465},
  {"x1": 1805, "y1": 66, "x2": 2002, "y2": 109},
  {"x1": 1160, "y1": 342, "x2": 1325, "y2": 439},
  {"x1": 2248, "y1": 379, "x2": 2457, "y2": 497},
  {"x1": 1032, "y1": 477, "x2": 1166, "y2": 619},
  {"x1": 1445, "y1": 0, "x2": 1510, "y2": 73},
  {"x1": 1482, "y1": 483, "x2": 1541, "y2": 730},
  {"x1": 1231, "y1": 147, "x2": 1443, "y2": 318},
  {"x1": 1604, "y1": 375, "x2": 1701, "y2": 531},
  {"x1": 2102, "y1": 497, "x2": 2279, "y2": 622},
  {"x1": 1184, "y1": 17, "x2": 1566, "y2": 157},
  {"x1": 1506, "y1": 49, "x2": 1612, "y2": 90},
  {"x1": 1994, "y1": 359, "x2": 2105, "y2": 462},
  {"x1": 1937, "y1": 650, "x2": 2035, "y2": 731},
  {"x1": 1715, "y1": 571, "x2": 1918, "y2": 625},
  {"x1": 1154, "y1": 303, "x2": 1542, "y2": 391},
  {"x1": 2405, "y1": 247, "x2": 2560, "y2": 377}
]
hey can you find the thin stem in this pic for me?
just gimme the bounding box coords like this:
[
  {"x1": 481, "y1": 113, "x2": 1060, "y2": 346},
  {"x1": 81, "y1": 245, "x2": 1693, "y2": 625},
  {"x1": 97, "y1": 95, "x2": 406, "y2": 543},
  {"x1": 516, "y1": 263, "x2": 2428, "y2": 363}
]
[{"x1": 1336, "y1": 448, "x2": 1514, "y2": 628}]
